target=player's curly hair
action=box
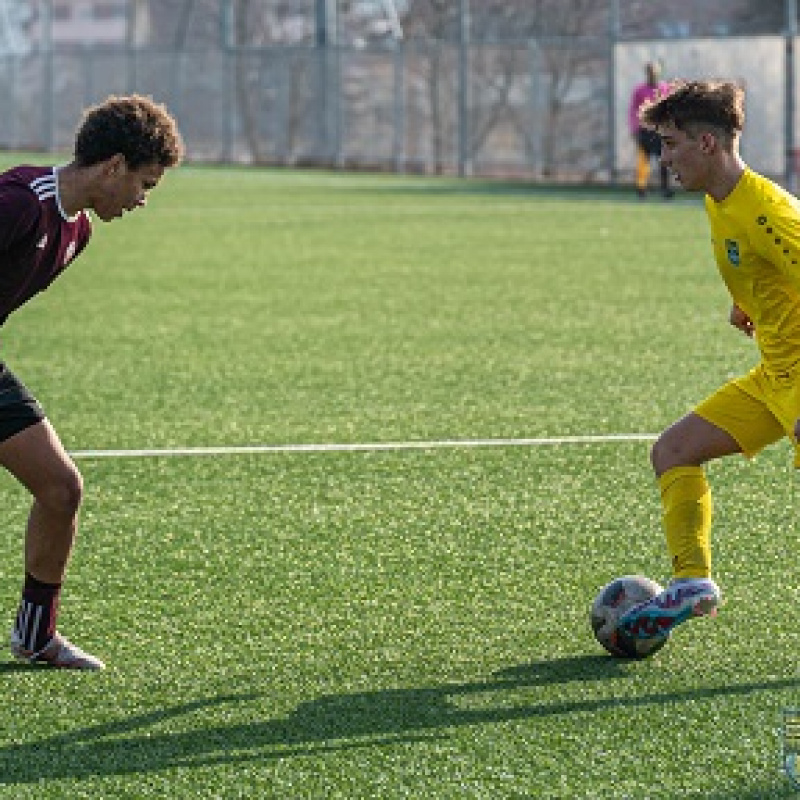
[74,94,184,169]
[640,80,745,142]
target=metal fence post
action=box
[527,38,542,176]
[315,0,341,166]
[126,0,137,93]
[786,0,798,191]
[220,0,234,163]
[393,41,406,173]
[608,0,620,183]
[41,0,54,151]
[9,55,17,147]
[458,0,472,177]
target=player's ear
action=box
[699,132,716,154]
[103,154,127,177]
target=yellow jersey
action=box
[705,168,800,374]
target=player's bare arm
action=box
[729,304,753,337]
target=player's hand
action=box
[729,304,754,337]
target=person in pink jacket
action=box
[628,62,673,199]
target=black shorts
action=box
[0,362,45,443]
[637,128,662,157]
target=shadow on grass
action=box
[704,784,800,800]
[0,661,39,674]
[346,176,700,206]
[0,654,797,784]
[353,179,647,203]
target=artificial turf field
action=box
[0,157,798,798]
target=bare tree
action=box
[233,0,266,162]
[402,0,607,175]
[402,0,451,172]
[728,0,786,33]
[224,2,317,164]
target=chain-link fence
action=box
[1,0,799,184]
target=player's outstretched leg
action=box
[617,577,720,641]
[1,420,105,670]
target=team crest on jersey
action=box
[725,239,740,266]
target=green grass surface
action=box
[0,161,798,798]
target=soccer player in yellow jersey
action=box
[616,80,800,645]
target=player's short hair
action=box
[640,80,745,143]
[74,94,184,169]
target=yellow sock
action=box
[659,466,712,579]
[636,149,650,189]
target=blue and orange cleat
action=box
[617,577,720,641]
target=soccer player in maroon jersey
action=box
[2,95,183,669]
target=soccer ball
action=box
[591,574,669,659]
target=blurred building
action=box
[23,0,150,48]
[51,1,127,44]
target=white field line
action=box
[69,433,657,459]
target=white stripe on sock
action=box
[26,605,42,652]
[15,600,30,642]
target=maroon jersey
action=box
[0,166,92,326]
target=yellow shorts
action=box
[694,363,800,461]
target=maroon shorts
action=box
[0,362,45,443]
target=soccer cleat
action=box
[10,631,105,671]
[617,577,720,641]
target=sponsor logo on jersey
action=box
[725,239,740,266]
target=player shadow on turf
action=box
[491,653,630,683]
[0,657,798,785]
[352,179,681,205]
[0,661,37,673]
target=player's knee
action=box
[37,465,84,519]
[650,433,683,476]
